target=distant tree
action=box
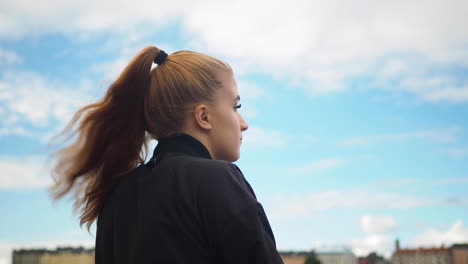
[366,252,387,264]
[304,250,321,264]
[367,252,379,263]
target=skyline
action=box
[1,0,468,263]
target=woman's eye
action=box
[234,104,242,110]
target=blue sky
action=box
[1,0,468,263]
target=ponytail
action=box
[50,45,232,231]
[50,46,160,231]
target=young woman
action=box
[51,46,284,263]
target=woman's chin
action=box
[226,152,240,162]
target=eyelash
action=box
[234,104,242,110]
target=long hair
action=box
[50,46,232,231]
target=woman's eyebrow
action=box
[234,95,240,102]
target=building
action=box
[391,247,452,264]
[280,251,308,264]
[391,240,468,264]
[451,244,468,264]
[358,252,388,264]
[280,250,358,264]
[12,249,44,264]
[12,247,94,264]
[317,251,358,264]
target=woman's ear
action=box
[193,104,212,131]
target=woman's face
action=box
[209,71,249,162]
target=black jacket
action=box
[95,133,284,264]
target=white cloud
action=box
[445,147,468,158]
[0,127,34,137]
[184,0,468,100]
[241,107,257,119]
[242,127,287,148]
[267,190,463,220]
[350,234,394,258]
[0,71,92,133]
[337,127,460,148]
[350,215,399,257]
[88,40,176,79]
[338,137,372,148]
[377,58,408,79]
[0,48,22,65]
[234,80,271,119]
[350,218,468,258]
[0,155,52,189]
[384,129,458,143]
[360,215,398,234]
[289,158,343,175]
[1,0,467,102]
[422,86,468,103]
[371,55,468,103]
[0,0,181,38]
[237,80,267,100]
[412,219,468,247]
[88,57,130,81]
[369,176,468,188]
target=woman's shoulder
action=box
[164,155,256,198]
[164,155,238,177]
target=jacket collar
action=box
[151,133,212,161]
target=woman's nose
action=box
[240,115,249,132]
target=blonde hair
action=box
[50,46,232,230]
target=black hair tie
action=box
[154,50,168,65]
